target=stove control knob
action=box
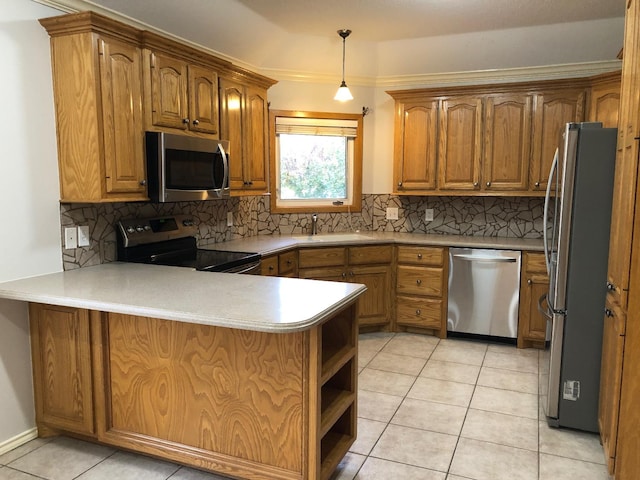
[136,225,144,232]
[143,225,151,231]
[183,219,194,226]
[126,226,135,234]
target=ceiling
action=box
[53,0,625,82]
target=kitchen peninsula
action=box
[0,263,366,480]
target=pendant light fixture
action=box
[334,29,353,102]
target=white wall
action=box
[0,0,63,449]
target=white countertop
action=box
[201,232,544,256]
[0,263,366,333]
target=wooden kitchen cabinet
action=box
[438,96,484,191]
[395,245,448,337]
[529,89,586,192]
[299,245,393,329]
[483,94,532,191]
[393,100,439,192]
[599,294,626,474]
[588,71,621,129]
[517,252,549,349]
[40,13,148,202]
[29,303,95,436]
[220,77,270,195]
[261,250,298,277]
[145,51,219,135]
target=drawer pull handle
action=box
[535,182,540,187]
[606,281,616,292]
[287,260,292,265]
[605,308,614,318]
[417,253,423,259]
[416,309,421,315]
[342,272,347,278]
[416,279,422,285]
[269,265,274,271]
[527,279,532,285]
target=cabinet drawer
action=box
[299,247,346,269]
[279,250,298,275]
[396,296,442,329]
[524,252,547,274]
[261,255,278,276]
[397,265,443,296]
[397,246,444,266]
[348,245,392,265]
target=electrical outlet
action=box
[64,227,77,249]
[77,225,90,247]
[227,212,233,227]
[425,209,434,222]
[386,207,399,220]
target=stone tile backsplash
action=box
[60,194,544,270]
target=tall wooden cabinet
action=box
[41,13,147,202]
[599,0,640,478]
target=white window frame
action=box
[269,110,363,214]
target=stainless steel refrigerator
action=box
[542,122,617,432]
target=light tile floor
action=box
[0,333,611,480]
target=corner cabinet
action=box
[220,77,270,195]
[40,14,148,202]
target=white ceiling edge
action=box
[33,0,622,89]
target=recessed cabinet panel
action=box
[188,65,219,134]
[150,53,188,130]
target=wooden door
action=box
[394,100,438,192]
[483,94,532,191]
[599,296,626,475]
[349,264,392,328]
[219,78,246,190]
[588,75,621,129]
[29,304,94,435]
[188,65,219,135]
[245,85,269,192]
[149,52,188,129]
[438,96,483,191]
[530,89,586,192]
[98,37,146,196]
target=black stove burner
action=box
[151,248,261,272]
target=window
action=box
[270,110,363,213]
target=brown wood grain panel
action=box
[106,313,305,472]
[396,296,442,329]
[188,64,219,135]
[348,245,392,265]
[396,265,443,296]
[396,246,444,266]
[299,248,346,269]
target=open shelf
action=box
[319,404,356,480]
[320,387,356,438]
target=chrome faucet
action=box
[311,213,318,235]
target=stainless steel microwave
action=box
[145,131,230,202]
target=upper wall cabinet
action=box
[40,13,147,202]
[144,51,219,135]
[588,71,621,129]
[40,12,276,203]
[220,77,271,195]
[388,75,618,197]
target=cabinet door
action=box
[298,266,345,283]
[483,94,532,191]
[598,296,625,475]
[98,37,146,196]
[29,304,94,435]
[244,85,269,192]
[394,100,438,192]
[438,97,483,191]
[219,78,245,190]
[518,273,549,345]
[261,255,278,276]
[349,265,392,328]
[149,52,189,129]
[589,80,620,129]
[188,65,219,135]
[396,296,443,330]
[298,247,346,269]
[397,265,443,297]
[530,90,585,192]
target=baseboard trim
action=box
[0,428,38,456]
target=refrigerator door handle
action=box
[543,147,559,275]
[538,293,552,319]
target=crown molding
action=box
[34,0,621,89]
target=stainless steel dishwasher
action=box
[447,248,521,339]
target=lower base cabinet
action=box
[517,251,549,349]
[29,302,357,480]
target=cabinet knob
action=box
[486,181,491,187]
[416,279,422,285]
[473,182,479,187]
[269,265,274,271]
[415,309,421,316]
[605,308,614,318]
[535,182,540,188]
[182,118,190,124]
[349,271,355,277]
[417,253,423,259]
[397,182,403,187]
[139,179,146,186]
[286,260,292,265]
[342,272,347,278]
[527,279,532,285]
[606,281,616,292]
[193,119,200,126]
